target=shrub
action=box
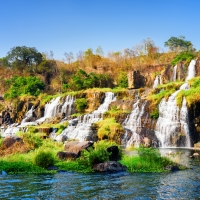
[116,71,128,88]
[4,76,45,99]
[150,107,159,119]
[78,140,122,167]
[21,132,43,149]
[75,98,88,113]
[34,148,55,168]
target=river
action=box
[0,148,200,200]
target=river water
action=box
[0,148,200,200]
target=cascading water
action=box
[155,60,196,147]
[153,76,160,89]
[172,65,177,81]
[1,95,75,137]
[36,95,75,123]
[56,92,116,142]
[122,100,146,148]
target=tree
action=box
[64,52,74,64]
[96,46,104,57]
[164,36,194,52]
[6,46,43,71]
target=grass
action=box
[103,106,130,120]
[176,77,200,107]
[95,118,124,141]
[120,147,177,172]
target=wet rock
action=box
[93,161,127,172]
[57,151,79,160]
[164,165,180,172]
[193,152,200,157]
[107,146,119,161]
[64,141,94,156]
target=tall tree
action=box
[6,46,43,71]
[64,52,74,64]
[164,36,194,52]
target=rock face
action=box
[128,70,146,89]
[64,141,94,156]
[93,161,127,172]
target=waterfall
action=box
[172,65,177,81]
[56,92,116,142]
[36,95,75,123]
[122,100,146,148]
[153,76,160,89]
[155,60,196,147]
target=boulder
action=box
[193,152,199,157]
[64,141,94,156]
[2,136,22,149]
[57,151,79,160]
[93,161,127,172]
[107,146,119,161]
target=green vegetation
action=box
[104,106,130,120]
[95,118,124,141]
[171,51,195,65]
[34,148,55,168]
[164,36,194,52]
[4,76,45,99]
[176,77,200,107]
[116,71,128,88]
[75,98,88,113]
[120,147,174,172]
[147,81,184,117]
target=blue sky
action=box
[0,0,200,60]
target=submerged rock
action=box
[93,161,127,172]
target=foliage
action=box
[116,71,128,88]
[150,107,159,119]
[104,106,130,120]
[4,76,45,99]
[176,77,200,107]
[68,69,112,91]
[164,36,194,52]
[21,131,43,149]
[75,98,88,113]
[120,147,173,172]
[171,51,195,65]
[6,46,43,71]
[78,140,122,167]
[34,148,55,168]
[95,118,124,141]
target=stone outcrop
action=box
[128,70,146,89]
[64,141,94,156]
[56,151,78,160]
[2,136,22,149]
[93,161,127,172]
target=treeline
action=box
[0,36,199,99]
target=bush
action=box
[78,140,122,167]
[34,148,55,168]
[4,76,45,99]
[75,98,88,113]
[116,71,128,88]
[21,132,43,149]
